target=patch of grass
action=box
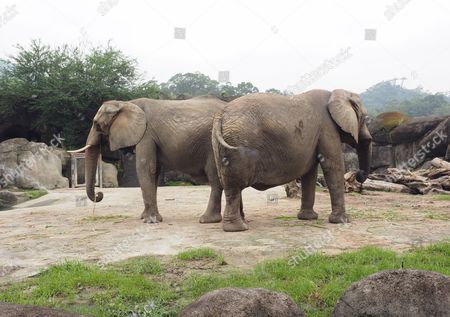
[176,248,226,265]
[112,256,163,275]
[1,243,449,317]
[423,211,449,221]
[183,243,450,317]
[21,189,47,200]
[0,261,176,317]
[81,215,130,222]
[165,181,193,186]
[434,194,450,201]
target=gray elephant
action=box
[75,96,228,224]
[212,89,372,232]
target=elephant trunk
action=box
[356,127,372,183]
[85,144,104,202]
[79,126,104,202]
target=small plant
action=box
[22,189,47,200]
[177,247,226,265]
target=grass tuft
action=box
[434,194,450,201]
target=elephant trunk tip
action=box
[88,191,104,203]
[356,170,368,183]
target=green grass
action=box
[21,189,47,200]
[434,194,450,201]
[176,247,225,265]
[423,211,449,221]
[0,244,448,317]
[274,215,298,221]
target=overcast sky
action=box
[1,0,449,94]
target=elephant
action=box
[212,89,372,232]
[75,96,229,224]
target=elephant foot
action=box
[240,209,245,220]
[223,217,248,232]
[297,209,318,220]
[329,213,351,224]
[142,212,163,223]
[199,212,222,223]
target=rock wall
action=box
[0,138,68,189]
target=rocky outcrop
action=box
[0,138,68,190]
[179,287,306,317]
[333,269,450,317]
[369,113,450,172]
[102,162,118,188]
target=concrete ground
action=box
[0,185,449,282]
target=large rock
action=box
[0,138,68,189]
[0,302,84,317]
[0,191,17,208]
[333,269,450,317]
[179,287,305,317]
[102,162,118,188]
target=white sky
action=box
[1,0,449,94]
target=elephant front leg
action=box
[223,188,248,232]
[136,143,163,224]
[319,150,350,223]
[298,163,319,220]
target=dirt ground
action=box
[0,185,449,282]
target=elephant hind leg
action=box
[223,188,248,232]
[199,162,223,223]
[298,163,319,220]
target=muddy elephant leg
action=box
[223,188,248,232]
[319,141,350,224]
[136,141,163,223]
[298,163,319,220]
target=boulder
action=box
[178,287,305,317]
[0,138,68,190]
[333,269,450,317]
[285,180,301,198]
[102,162,118,188]
[0,191,17,208]
[0,302,84,317]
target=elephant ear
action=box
[327,89,362,144]
[109,102,147,151]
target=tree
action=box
[235,82,259,95]
[385,94,450,116]
[265,88,282,94]
[0,40,159,148]
[161,72,219,97]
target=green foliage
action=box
[160,72,261,98]
[360,81,450,116]
[176,248,220,261]
[0,243,448,317]
[385,93,450,116]
[434,194,450,201]
[184,243,450,317]
[21,189,47,200]
[0,40,160,148]
[161,72,219,97]
[265,88,283,94]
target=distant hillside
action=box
[360,81,426,114]
[360,81,450,116]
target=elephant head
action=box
[78,101,147,202]
[327,89,372,183]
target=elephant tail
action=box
[213,111,238,150]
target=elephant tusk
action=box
[67,144,92,153]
